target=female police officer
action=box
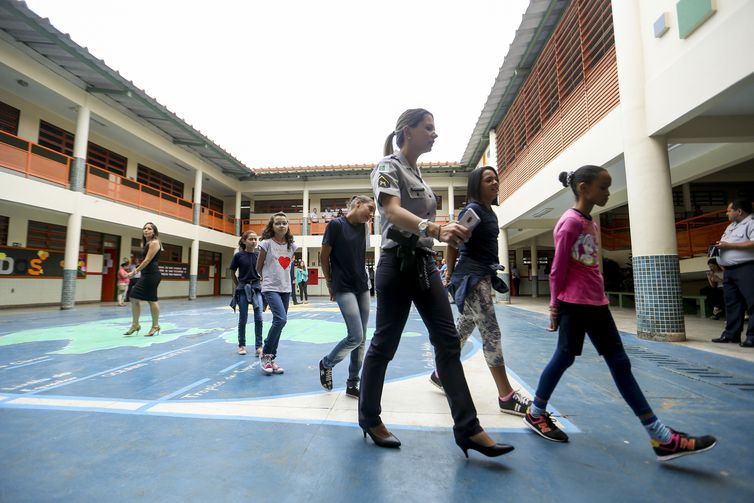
[358,108,514,459]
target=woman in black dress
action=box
[125,222,162,337]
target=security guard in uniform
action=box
[358,108,514,459]
[711,198,754,346]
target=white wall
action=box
[639,0,754,134]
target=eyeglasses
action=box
[273,221,289,226]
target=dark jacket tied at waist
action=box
[448,256,508,313]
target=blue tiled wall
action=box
[633,255,686,341]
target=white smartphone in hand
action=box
[458,207,481,232]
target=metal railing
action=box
[85,164,194,222]
[0,129,71,187]
[601,208,737,259]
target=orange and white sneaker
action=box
[652,428,716,461]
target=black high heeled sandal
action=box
[361,425,401,448]
[456,436,514,458]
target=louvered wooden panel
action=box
[559,91,590,146]
[495,0,618,203]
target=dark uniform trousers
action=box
[359,249,483,441]
[722,261,754,342]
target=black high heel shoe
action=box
[361,425,401,448]
[456,436,514,458]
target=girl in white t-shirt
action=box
[256,212,298,375]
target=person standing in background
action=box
[711,199,754,346]
[117,260,130,306]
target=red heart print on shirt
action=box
[278,256,291,269]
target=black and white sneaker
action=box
[319,359,333,391]
[345,385,359,399]
[498,391,531,417]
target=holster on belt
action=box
[387,228,435,290]
[388,228,419,273]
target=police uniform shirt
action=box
[371,151,436,249]
[718,213,754,267]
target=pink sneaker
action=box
[260,355,273,375]
[271,359,284,374]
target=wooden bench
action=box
[606,292,708,318]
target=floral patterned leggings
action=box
[456,276,506,368]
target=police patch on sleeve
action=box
[378,174,392,188]
[377,163,390,172]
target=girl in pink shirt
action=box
[523,165,716,462]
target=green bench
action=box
[606,292,708,318]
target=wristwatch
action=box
[418,218,430,238]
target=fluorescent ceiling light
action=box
[531,207,553,218]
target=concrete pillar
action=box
[613,0,684,341]
[70,105,90,192]
[235,191,242,236]
[447,183,455,222]
[302,185,310,236]
[193,169,203,225]
[682,183,692,213]
[189,238,199,300]
[488,129,498,169]
[498,226,510,303]
[530,243,538,298]
[60,209,82,309]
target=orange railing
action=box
[675,210,729,258]
[241,218,303,235]
[200,207,236,234]
[85,165,194,222]
[601,225,631,250]
[601,208,736,258]
[0,129,71,187]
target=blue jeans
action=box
[323,290,370,387]
[237,289,263,349]
[262,291,290,357]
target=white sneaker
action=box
[260,354,273,375]
[271,360,285,374]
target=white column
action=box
[487,129,498,169]
[189,239,199,300]
[60,208,82,309]
[70,105,90,192]
[374,236,381,268]
[682,183,692,213]
[613,0,684,341]
[193,169,203,225]
[530,243,538,298]
[447,183,455,221]
[302,185,310,236]
[498,226,510,303]
[235,191,242,236]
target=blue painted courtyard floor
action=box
[1,297,752,502]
